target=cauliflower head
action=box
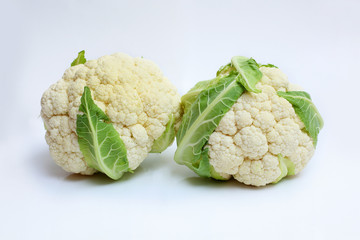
[41,52,181,176]
[175,56,323,186]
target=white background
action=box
[1,0,359,239]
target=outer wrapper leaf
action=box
[231,56,263,93]
[180,71,236,113]
[184,148,211,178]
[150,114,176,153]
[175,74,244,177]
[76,86,129,180]
[277,91,324,146]
[181,79,213,113]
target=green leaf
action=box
[260,63,278,68]
[181,79,213,114]
[184,148,211,178]
[175,73,244,177]
[231,56,263,93]
[216,63,236,77]
[272,154,295,184]
[277,91,324,146]
[71,50,86,66]
[150,114,176,153]
[76,86,129,180]
[180,73,231,114]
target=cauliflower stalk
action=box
[41,51,181,179]
[174,56,323,186]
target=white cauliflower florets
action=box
[41,53,181,175]
[207,67,315,186]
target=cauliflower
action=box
[41,51,181,179]
[175,56,323,186]
[207,67,314,186]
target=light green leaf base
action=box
[272,154,295,184]
[150,114,176,153]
